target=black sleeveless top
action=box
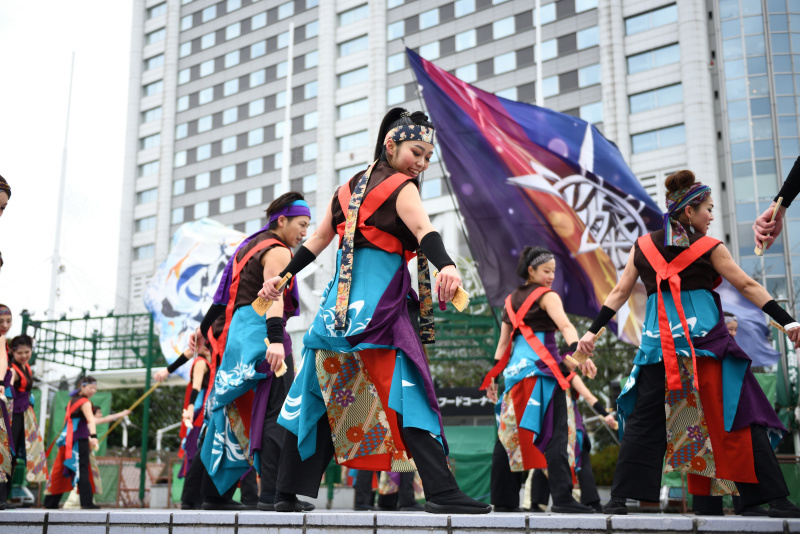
[500,283,557,332]
[232,231,288,311]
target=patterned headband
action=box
[384,124,435,147]
[0,181,9,193]
[0,305,11,316]
[724,314,738,324]
[80,378,97,386]
[663,183,711,247]
[529,252,555,268]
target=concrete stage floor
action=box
[2,509,800,534]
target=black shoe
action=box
[493,506,523,513]
[0,502,16,510]
[241,502,258,510]
[354,504,374,511]
[399,503,424,512]
[768,498,800,518]
[551,500,595,514]
[424,489,491,514]
[81,504,101,510]
[740,505,769,517]
[181,503,199,510]
[602,497,628,515]
[257,502,274,511]
[587,501,603,513]
[523,505,545,513]
[202,500,244,511]
[274,493,315,513]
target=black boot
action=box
[602,497,628,515]
[768,497,800,518]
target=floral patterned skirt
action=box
[498,376,547,472]
[0,398,10,483]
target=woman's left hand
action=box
[788,325,800,349]
[266,341,285,374]
[435,265,461,303]
[579,359,597,379]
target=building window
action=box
[387,85,405,105]
[201,32,216,50]
[578,64,601,86]
[177,95,189,111]
[274,152,283,170]
[134,244,155,260]
[494,52,516,74]
[580,101,603,124]
[627,43,680,74]
[339,4,368,26]
[222,107,237,125]
[306,20,319,38]
[542,76,559,97]
[245,219,261,234]
[456,29,476,51]
[173,179,186,196]
[495,87,517,100]
[198,87,213,104]
[338,130,370,152]
[304,82,317,99]
[197,143,211,161]
[631,124,686,153]
[388,21,404,40]
[575,0,598,13]
[388,0,404,7]
[277,61,288,78]
[142,106,162,123]
[222,136,237,153]
[535,3,556,24]
[220,195,235,213]
[197,115,212,132]
[305,50,319,69]
[278,31,290,49]
[145,54,164,70]
[143,80,163,96]
[420,8,439,29]
[202,5,216,22]
[338,98,369,120]
[140,133,161,150]
[146,28,166,45]
[493,17,515,40]
[138,161,160,177]
[174,151,187,167]
[276,90,288,108]
[421,178,442,199]
[136,216,157,232]
[250,69,266,87]
[171,207,184,225]
[278,1,294,19]
[136,188,158,204]
[199,59,215,77]
[247,129,263,147]
[388,52,405,72]
[420,41,440,60]
[176,123,188,139]
[240,188,260,208]
[226,22,242,40]
[629,84,683,113]
[625,4,678,35]
[250,99,265,116]
[338,163,366,184]
[303,174,318,192]
[247,158,263,176]
[455,64,477,83]
[180,14,193,31]
[339,35,369,57]
[304,111,318,130]
[196,172,210,189]
[147,3,167,19]
[223,78,239,97]
[194,201,209,219]
[220,165,235,184]
[455,0,475,17]
[251,40,266,58]
[252,12,267,30]
[227,0,241,12]
[225,50,240,68]
[539,39,557,61]
[304,143,318,161]
[275,121,286,139]
[179,42,192,58]
[577,26,599,49]
[178,69,191,85]
[339,66,369,88]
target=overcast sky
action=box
[0,1,133,337]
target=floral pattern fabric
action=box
[23,406,48,483]
[0,398,10,483]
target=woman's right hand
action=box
[788,325,800,349]
[486,382,498,403]
[259,276,283,301]
[154,369,169,383]
[576,332,597,357]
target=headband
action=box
[0,305,10,316]
[80,378,97,386]
[663,183,711,247]
[384,123,435,147]
[0,181,9,194]
[268,199,312,226]
[724,314,738,325]
[529,252,555,269]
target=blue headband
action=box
[268,199,311,226]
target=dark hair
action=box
[723,311,737,318]
[76,374,97,388]
[266,191,305,230]
[373,108,435,161]
[664,170,697,195]
[10,335,33,351]
[516,246,553,279]
[0,175,10,199]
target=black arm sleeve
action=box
[266,317,284,344]
[279,245,317,279]
[762,300,797,327]
[776,156,800,207]
[589,305,616,334]
[419,232,455,271]
[166,354,189,374]
[592,400,609,417]
[200,303,225,338]
[189,389,199,406]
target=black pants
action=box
[1,412,26,504]
[354,470,416,509]
[277,412,457,499]
[258,354,294,504]
[529,434,600,506]
[181,454,205,507]
[612,361,789,506]
[491,388,573,507]
[44,439,94,509]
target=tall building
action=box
[116,0,797,321]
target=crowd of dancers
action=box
[4,108,800,516]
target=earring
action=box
[689,216,695,234]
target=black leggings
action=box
[44,439,94,509]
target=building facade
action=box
[116,0,798,321]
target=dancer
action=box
[482,246,596,514]
[197,192,312,511]
[0,305,13,509]
[44,377,128,509]
[753,156,799,249]
[578,170,800,517]
[8,335,48,491]
[0,175,9,218]
[261,108,490,514]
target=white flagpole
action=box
[535,0,543,107]
[280,23,295,195]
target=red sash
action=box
[177,355,210,458]
[480,287,570,391]
[637,234,720,391]
[337,173,414,257]
[11,362,32,392]
[46,396,90,459]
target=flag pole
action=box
[535,0,543,107]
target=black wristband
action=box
[267,317,284,344]
[90,434,97,439]
[762,300,796,327]
[558,362,571,378]
[167,354,189,374]
[279,245,317,279]
[189,389,199,406]
[200,303,226,338]
[589,305,616,334]
[592,400,609,417]
[568,342,578,353]
[420,231,456,271]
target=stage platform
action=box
[2,509,799,534]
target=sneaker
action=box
[602,497,628,515]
